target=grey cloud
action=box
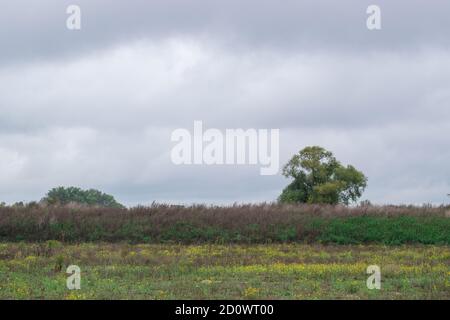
[0,1,449,205]
[1,41,449,131]
[1,0,450,66]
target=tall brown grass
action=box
[0,203,448,243]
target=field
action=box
[0,243,449,299]
[0,204,448,299]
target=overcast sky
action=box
[0,0,449,206]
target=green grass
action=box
[316,216,450,245]
[2,217,448,244]
[0,243,448,299]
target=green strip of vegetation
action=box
[0,209,448,244]
[316,216,449,245]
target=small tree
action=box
[42,186,125,208]
[279,146,367,205]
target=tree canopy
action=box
[279,146,367,205]
[42,186,125,208]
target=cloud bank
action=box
[0,1,449,205]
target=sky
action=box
[0,0,449,206]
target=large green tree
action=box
[42,186,125,208]
[279,146,367,205]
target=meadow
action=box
[0,204,448,299]
[0,243,448,299]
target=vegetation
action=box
[41,186,124,208]
[0,243,447,299]
[279,146,367,204]
[0,204,448,244]
[1,150,447,300]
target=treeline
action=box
[0,203,448,244]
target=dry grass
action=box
[0,203,448,244]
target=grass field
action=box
[0,242,448,299]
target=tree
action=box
[42,186,125,208]
[279,146,367,205]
